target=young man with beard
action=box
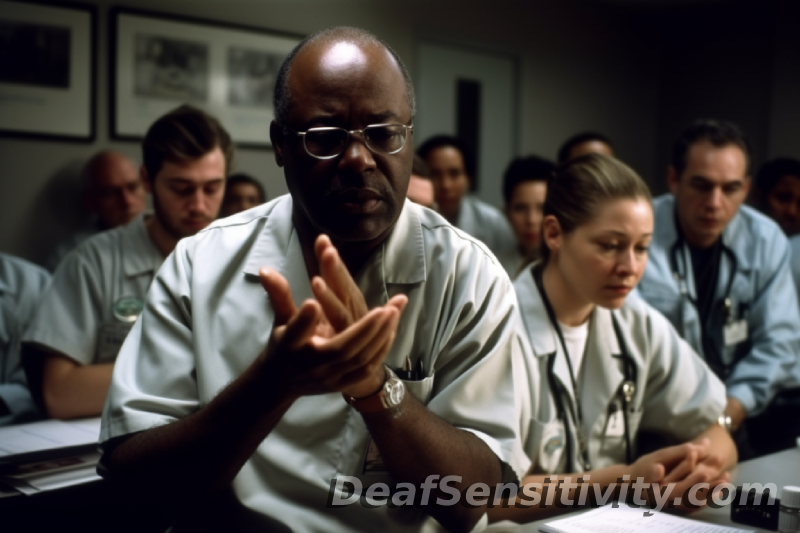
[23,105,230,420]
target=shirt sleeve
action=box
[22,246,107,365]
[637,302,727,441]
[725,234,800,416]
[100,240,197,443]
[421,240,533,482]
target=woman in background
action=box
[491,154,737,522]
[498,155,554,279]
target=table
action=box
[485,447,800,532]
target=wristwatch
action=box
[718,413,734,434]
[344,366,405,413]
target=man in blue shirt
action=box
[637,119,800,457]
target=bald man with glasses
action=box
[99,26,530,533]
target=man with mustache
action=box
[637,119,800,458]
[98,27,529,533]
[23,105,229,420]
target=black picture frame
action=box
[110,7,303,148]
[0,0,97,142]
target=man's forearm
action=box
[103,359,295,507]
[42,352,114,419]
[361,393,503,532]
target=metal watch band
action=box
[344,366,405,413]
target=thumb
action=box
[259,268,297,326]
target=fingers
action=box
[662,448,698,484]
[315,234,368,320]
[332,308,399,377]
[311,276,351,332]
[282,300,322,349]
[386,294,409,314]
[259,268,297,326]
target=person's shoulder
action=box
[465,195,507,223]
[616,292,673,338]
[416,202,506,272]
[651,193,674,215]
[203,196,284,233]
[0,252,50,296]
[736,204,786,240]
[175,196,289,264]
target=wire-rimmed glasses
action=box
[287,123,413,160]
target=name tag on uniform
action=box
[539,421,566,473]
[723,320,748,346]
[96,321,133,363]
[605,408,625,437]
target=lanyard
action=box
[669,236,742,378]
[533,264,591,471]
[533,264,636,471]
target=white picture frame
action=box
[111,8,302,147]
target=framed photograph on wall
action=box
[0,0,96,141]
[111,8,302,148]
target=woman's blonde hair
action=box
[541,153,652,263]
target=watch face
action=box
[387,380,405,406]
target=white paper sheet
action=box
[539,505,754,533]
[0,417,101,456]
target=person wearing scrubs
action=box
[753,157,800,238]
[219,173,266,218]
[0,253,50,426]
[490,154,737,523]
[22,105,230,420]
[792,235,800,305]
[497,155,554,279]
[636,120,800,458]
[98,27,530,533]
[418,135,516,258]
[46,150,146,272]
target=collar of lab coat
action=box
[122,214,165,278]
[242,195,427,298]
[515,267,626,428]
[654,194,753,273]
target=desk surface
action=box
[486,447,800,532]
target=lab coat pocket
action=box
[402,374,435,405]
[529,418,566,475]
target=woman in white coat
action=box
[491,154,738,522]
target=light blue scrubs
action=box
[791,235,800,307]
[453,195,517,261]
[637,194,800,417]
[0,253,50,426]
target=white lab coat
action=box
[101,195,532,533]
[514,267,726,474]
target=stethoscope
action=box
[668,234,742,378]
[533,264,637,473]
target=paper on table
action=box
[0,417,101,457]
[0,452,101,495]
[539,505,754,533]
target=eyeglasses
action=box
[287,123,413,160]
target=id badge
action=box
[539,421,566,473]
[96,321,133,362]
[723,319,748,346]
[361,438,386,474]
[605,408,625,437]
